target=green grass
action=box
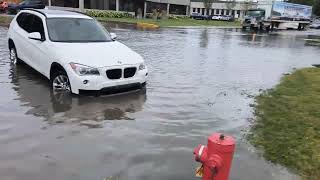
[248,68,320,180]
[96,17,241,27]
[0,15,240,28]
[0,15,13,26]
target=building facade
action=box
[190,0,258,19]
[47,0,257,18]
[145,0,190,16]
[47,0,190,16]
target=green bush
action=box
[86,10,134,18]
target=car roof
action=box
[20,9,93,19]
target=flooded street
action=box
[0,25,320,180]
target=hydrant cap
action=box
[208,133,235,152]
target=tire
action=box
[266,26,270,32]
[9,45,20,65]
[51,69,72,94]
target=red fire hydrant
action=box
[193,133,236,180]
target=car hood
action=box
[51,41,144,68]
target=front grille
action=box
[124,67,137,78]
[106,69,122,79]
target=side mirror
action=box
[28,32,44,42]
[110,33,117,40]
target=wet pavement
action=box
[0,25,320,180]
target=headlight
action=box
[139,63,146,71]
[70,63,100,76]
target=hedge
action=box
[86,10,133,18]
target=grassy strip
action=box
[0,15,240,28]
[0,15,13,27]
[96,17,241,27]
[248,68,320,180]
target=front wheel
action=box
[51,70,72,94]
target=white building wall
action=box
[147,0,189,6]
[190,1,258,18]
[190,1,257,11]
[257,0,274,19]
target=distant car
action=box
[190,13,207,20]
[7,0,45,14]
[0,1,8,12]
[209,15,234,21]
[211,15,222,20]
[220,15,235,21]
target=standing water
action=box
[0,25,320,180]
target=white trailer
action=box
[243,1,312,30]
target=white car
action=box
[211,15,222,20]
[8,9,148,95]
[310,20,320,29]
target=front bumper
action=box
[66,64,148,94]
[79,82,146,96]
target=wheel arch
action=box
[50,62,66,80]
[8,38,15,49]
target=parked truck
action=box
[242,2,313,31]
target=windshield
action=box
[247,10,265,17]
[46,18,113,43]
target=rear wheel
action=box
[51,70,72,93]
[266,26,271,32]
[9,46,19,65]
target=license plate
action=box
[195,165,204,178]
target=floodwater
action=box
[0,25,320,180]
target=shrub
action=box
[86,10,134,18]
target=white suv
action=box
[8,9,148,94]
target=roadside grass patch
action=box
[95,17,241,27]
[0,14,240,28]
[0,16,13,27]
[248,68,320,180]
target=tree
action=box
[289,0,320,16]
[226,0,237,11]
[288,0,313,6]
[241,0,254,12]
[203,0,215,15]
[313,0,320,16]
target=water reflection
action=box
[199,29,209,48]
[101,21,138,31]
[9,62,147,124]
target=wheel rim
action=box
[52,75,71,92]
[10,49,17,64]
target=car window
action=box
[46,18,112,42]
[16,13,26,28]
[16,13,33,33]
[31,15,45,39]
[16,13,45,39]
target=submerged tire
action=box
[51,69,72,93]
[9,45,20,65]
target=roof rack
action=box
[23,8,47,17]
